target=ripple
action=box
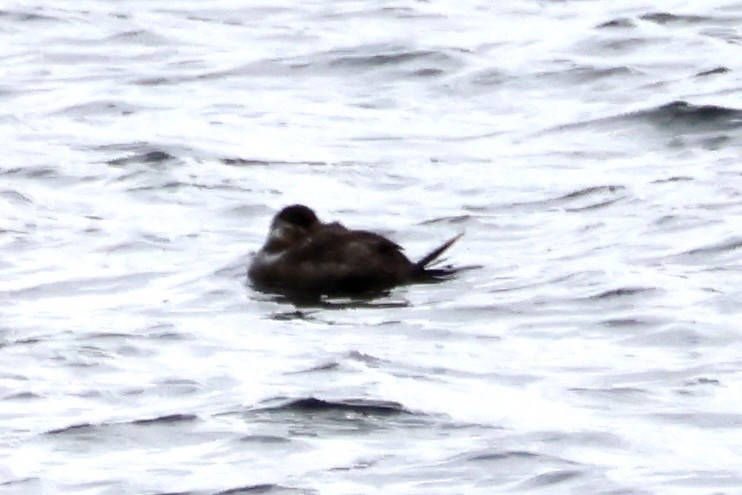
[252,397,411,416]
[680,236,742,257]
[107,149,179,166]
[0,9,58,22]
[643,101,742,130]
[214,484,317,495]
[131,413,198,426]
[639,12,715,25]
[587,287,657,300]
[517,469,584,489]
[46,413,198,436]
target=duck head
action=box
[263,204,320,252]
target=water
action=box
[2,1,741,494]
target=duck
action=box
[248,204,462,295]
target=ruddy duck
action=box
[248,204,463,295]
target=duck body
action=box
[248,205,461,296]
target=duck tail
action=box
[412,232,464,280]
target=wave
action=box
[0,9,58,22]
[639,12,717,25]
[557,101,742,134]
[252,397,412,416]
[587,287,656,300]
[598,11,737,28]
[46,413,197,435]
[680,236,742,257]
[213,484,317,495]
[504,185,628,213]
[107,149,178,166]
[286,350,386,374]
[151,490,273,495]
[134,43,460,87]
[640,101,742,130]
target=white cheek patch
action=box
[266,222,306,250]
[268,224,290,244]
[258,251,283,264]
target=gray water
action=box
[2,1,742,494]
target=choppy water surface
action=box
[2,1,741,494]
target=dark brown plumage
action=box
[248,204,462,295]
